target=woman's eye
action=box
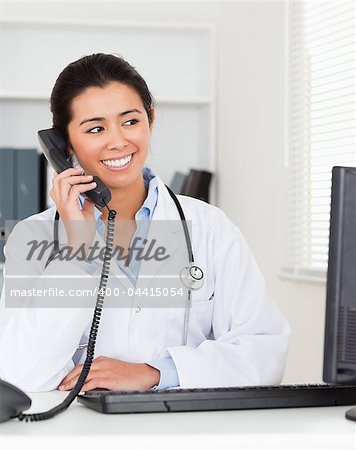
[124,119,139,126]
[87,126,103,134]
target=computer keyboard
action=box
[77,383,356,414]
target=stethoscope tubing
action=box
[48,185,195,346]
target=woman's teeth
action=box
[101,154,132,167]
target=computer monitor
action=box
[322,166,356,421]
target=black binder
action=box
[0,148,41,262]
[0,150,15,263]
[182,169,213,203]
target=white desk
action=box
[0,391,355,450]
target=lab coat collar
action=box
[79,166,159,222]
[127,175,192,293]
[71,174,189,292]
[152,176,189,230]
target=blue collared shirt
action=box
[87,166,158,286]
[76,166,179,390]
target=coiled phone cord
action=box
[17,203,116,422]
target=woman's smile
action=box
[100,153,134,171]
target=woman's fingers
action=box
[59,363,84,387]
[59,369,104,391]
[50,167,97,221]
[57,174,94,203]
[82,377,112,392]
[59,357,156,392]
[59,357,104,389]
[48,167,99,252]
[67,182,97,204]
[55,167,84,179]
[51,168,82,202]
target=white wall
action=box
[216,2,326,383]
[0,0,326,384]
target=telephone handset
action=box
[0,379,31,423]
[38,128,111,208]
[0,129,116,423]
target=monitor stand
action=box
[345,406,356,421]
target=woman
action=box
[0,53,291,392]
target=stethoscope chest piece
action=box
[180,264,204,290]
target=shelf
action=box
[0,91,213,105]
[156,98,213,106]
[0,92,50,101]
[0,16,214,32]
[0,18,217,203]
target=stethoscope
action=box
[46,184,204,346]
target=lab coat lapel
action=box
[55,177,187,296]
[56,215,133,292]
[92,227,134,292]
[135,178,185,298]
[88,177,184,294]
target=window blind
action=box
[282,0,356,281]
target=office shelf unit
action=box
[0,18,217,283]
[0,17,217,192]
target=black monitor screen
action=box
[323,166,356,384]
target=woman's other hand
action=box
[58,356,160,392]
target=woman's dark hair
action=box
[50,53,155,142]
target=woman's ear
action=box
[149,106,155,130]
[66,139,84,171]
[67,140,74,156]
[67,147,82,170]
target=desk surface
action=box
[0,391,355,450]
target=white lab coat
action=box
[0,176,291,392]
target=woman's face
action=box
[67,82,154,191]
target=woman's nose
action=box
[107,126,128,150]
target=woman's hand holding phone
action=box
[50,167,98,257]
